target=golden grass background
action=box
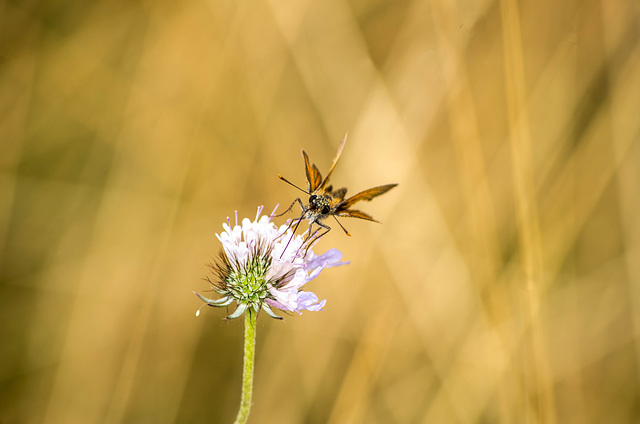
[1,0,639,422]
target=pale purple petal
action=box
[289,268,311,289]
[265,298,291,311]
[265,259,295,283]
[295,291,326,312]
[267,283,299,311]
[305,248,349,271]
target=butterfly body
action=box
[305,193,335,221]
[276,134,397,248]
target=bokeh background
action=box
[1,0,639,422]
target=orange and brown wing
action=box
[302,150,322,192]
[338,183,397,209]
[336,209,378,222]
[318,133,347,190]
[331,187,348,201]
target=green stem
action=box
[234,310,257,424]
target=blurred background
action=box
[1,0,639,422]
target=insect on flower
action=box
[275,133,397,253]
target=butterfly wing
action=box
[318,133,347,190]
[302,150,323,192]
[338,184,397,209]
[336,209,378,222]
[331,187,348,201]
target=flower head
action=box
[196,206,348,319]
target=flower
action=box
[195,206,348,319]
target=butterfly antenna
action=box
[278,174,309,194]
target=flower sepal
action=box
[261,303,284,320]
[194,291,234,307]
[227,303,248,320]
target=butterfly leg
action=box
[271,198,305,218]
[273,197,306,243]
[279,216,306,259]
[301,221,331,257]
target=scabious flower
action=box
[196,206,347,320]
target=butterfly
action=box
[275,133,397,251]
